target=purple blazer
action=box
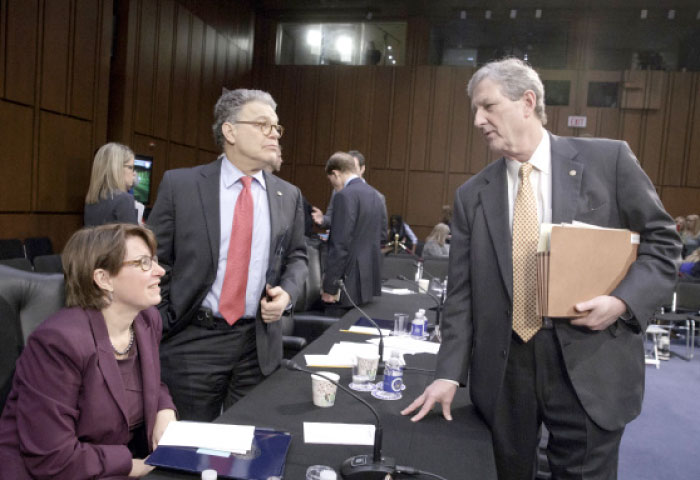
[0,306,175,480]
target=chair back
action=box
[0,266,65,413]
[382,254,419,281]
[675,282,700,312]
[33,254,63,273]
[0,257,33,272]
[24,237,53,262]
[0,239,24,260]
[424,256,449,281]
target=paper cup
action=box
[417,278,430,293]
[393,313,409,336]
[311,372,340,407]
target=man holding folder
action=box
[403,58,681,479]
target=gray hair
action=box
[467,58,547,125]
[212,88,277,149]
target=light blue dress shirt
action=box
[202,158,271,318]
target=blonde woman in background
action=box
[682,214,700,256]
[84,142,138,226]
[423,223,450,257]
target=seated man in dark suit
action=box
[321,152,383,312]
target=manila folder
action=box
[545,226,638,317]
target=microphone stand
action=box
[282,360,396,479]
[338,279,385,374]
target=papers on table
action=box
[381,287,414,295]
[303,337,438,367]
[347,325,392,336]
[157,421,255,454]
[304,422,375,446]
[367,335,440,355]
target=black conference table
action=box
[146,285,496,480]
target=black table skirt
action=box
[146,287,496,480]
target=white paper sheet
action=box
[157,421,255,454]
[303,422,376,445]
[367,336,440,355]
[381,287,414,295]
[304,354,354,367]
[347,325,392,336]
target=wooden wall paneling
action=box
[153,0,175,140]
[0,214,83,252]
[184,15,203,146]
[638,74,669,185]
[447,173,471,205]
[168,142,197,170]
[169,6,191,144]
[265,64,285,115]
[448,68,472,174]
[293,67,318,166]
[5,0,38,105]
[197,148,218,166]
[224,41,239,87]
[596,108,621,140]
[237,48,251,87]
[408,66,431,171]
[331,67,356,153]
[132,134,167,205]
[0,100,33,211]
[198,26,218,151]
[685,74,700,188]
[276,66,298,177]
[371,169,405,219]
[619,109,643,158]
[312,67,336,165]
[405,172,443,228]
[662,73,693,186]
[550,106,577,137]
[37,112,92,212]
[294,164,329,211]
[92,0,113,147]
[369,68,392,170]
[134,0,157,135]
[389,67,411,170]
[428,66,452,173]
[70,0,99,120]
[660,186,700,218]
[40,0,70,113]
[0,0,6,96]
[349,68,373,161]
[580,107,600,138]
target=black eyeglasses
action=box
[234,120,285,138]
[122,255,159,272]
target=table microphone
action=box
[281,359,396,479]
[338,279,385,372]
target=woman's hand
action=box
[152,408,177,451]
[129,458,154,477]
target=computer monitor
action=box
[132,155,153,204]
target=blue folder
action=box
[354,316,394,330]
[146,428,292,479]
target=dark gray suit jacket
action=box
[436,133,681,431]
[147,158,308,375]
[323,177,384,305]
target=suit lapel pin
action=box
[569,170,576,176]
[277,191,283,196]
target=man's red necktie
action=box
[219,176,253,325]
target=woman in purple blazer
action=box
[0,224,177,479]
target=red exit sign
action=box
[567,116,587,128]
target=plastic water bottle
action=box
[411,308,427,339]
[415,260,423,282]
[379,351,404,400]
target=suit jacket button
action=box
[502,350,507,358]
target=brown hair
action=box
[324,151,357,175]
[62,224,157,310]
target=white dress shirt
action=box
[202,158,271,318]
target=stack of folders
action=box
[536,223,639,318]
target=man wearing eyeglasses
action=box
[148,88,308,421]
